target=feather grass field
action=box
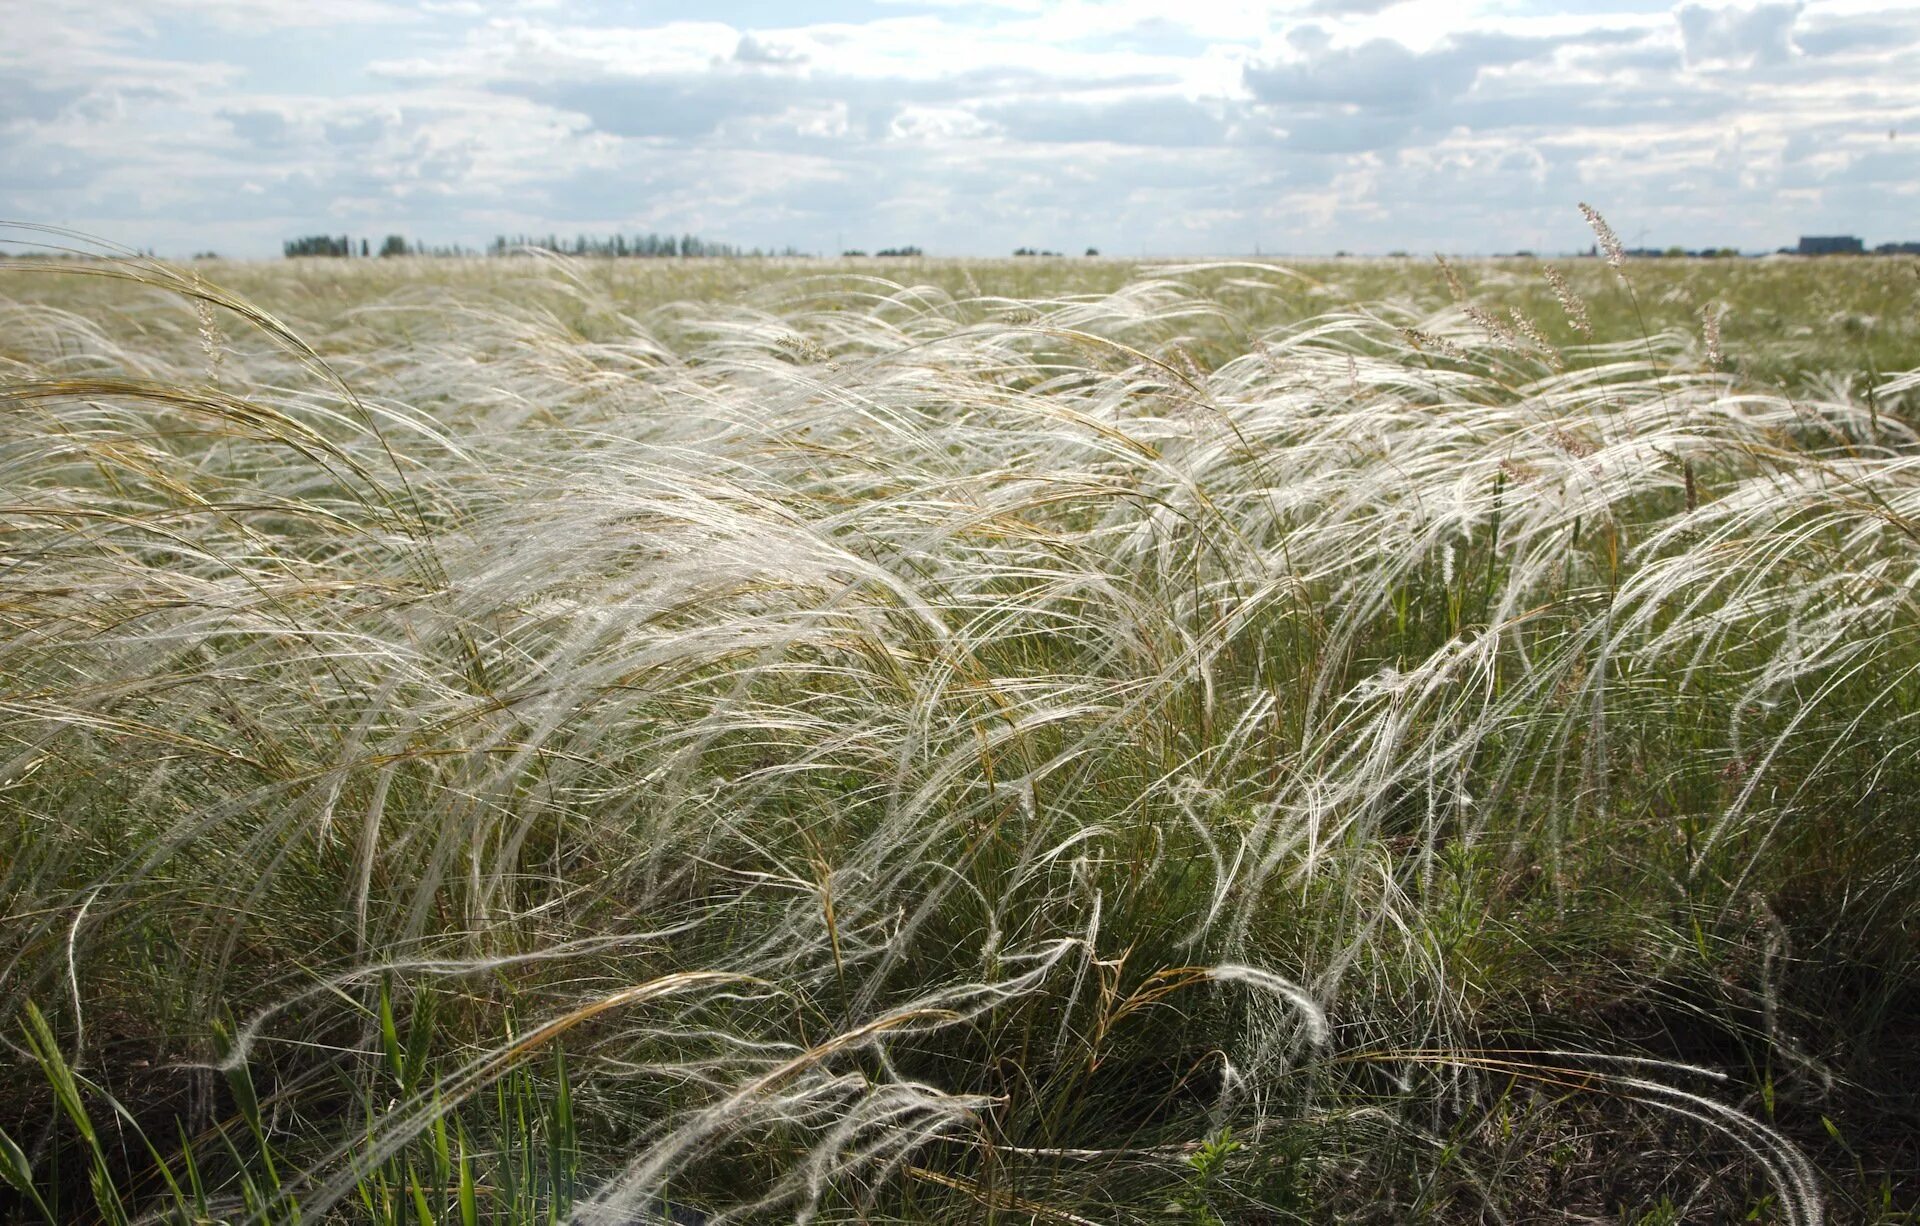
[3,227,1919,1222]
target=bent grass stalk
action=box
[2,231,1916,1220]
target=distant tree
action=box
[1085,247,1099,257]
[379,235,410,258]
[479,231,772,260]
[360,238,369,258]
[875,246,922,257]
[283,235,351,258]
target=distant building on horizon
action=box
[1798,235,1866,255]
[1876,241,1920,255]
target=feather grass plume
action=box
[3,230,1917,1221]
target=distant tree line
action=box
[280,234,1126,262]
[283,232,804,259]
[285,233,474,259]
[1635,246,1743,259]
[485,233,805,258]
[378,235,479,258]
[284,235,357,258]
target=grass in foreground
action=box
[2,225,1919,1222]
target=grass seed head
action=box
[0,237,1898,1225]
[1544,264,1594,336]
[1579,201,1626,269]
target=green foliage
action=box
[1624,1196,1682,1226]
[1169,1128,1244,1225]
[283,234,353,258]
[0,996,588,1225]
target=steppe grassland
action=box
[2,245,1919,1222]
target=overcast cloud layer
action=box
[4,0,1918,257]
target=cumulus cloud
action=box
[733,34,808,66]
[221,107,295,148]
[1245,27,1647,115]
[1239,26,1654,152]
[1,0,1917,257]
[979,95,1227,146]
[1245,38,1479,114]
[1676,1,1803,68]
[1790,10,1920,57]
[0,75,83,124]
[1304,0,1403,15]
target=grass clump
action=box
[2,220,1919,1221]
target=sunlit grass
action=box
[3,229,1919,1222]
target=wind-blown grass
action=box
[3,231,1918,1222]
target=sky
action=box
[3,0,1918,258]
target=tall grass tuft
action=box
[2,223,1919,1221]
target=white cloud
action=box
[1677,1,1804,67]
[2,0,1918,257]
